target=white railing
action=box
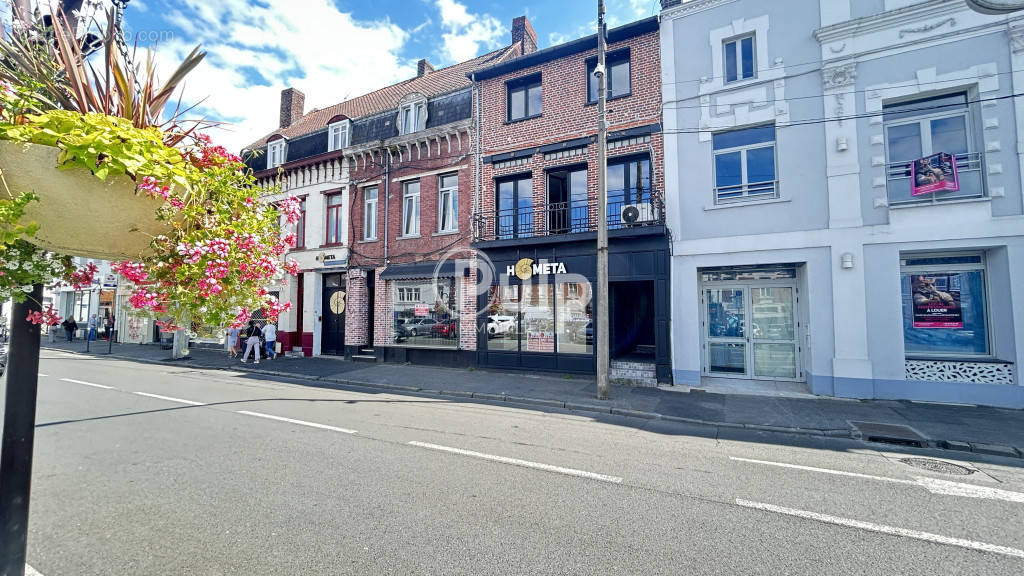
[886,152,985,206]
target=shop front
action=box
[475,231,671,382]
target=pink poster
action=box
[911,152,959,196]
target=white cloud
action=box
[434,0,503,64]
[149,0,413,152]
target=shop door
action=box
[703,284,800,380]
[322,275,346,355]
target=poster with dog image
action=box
[912,274,963,328]
[911,152,959,196]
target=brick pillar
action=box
[373,269,393,347]
[458,259,478,351]
[344,269,368,347]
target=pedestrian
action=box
[87,314,98,341]
[103,313,113,340]
[47,317,58,343]
[62,317,78,342]
[261,320,277,360]
[240,320,262,364]
[226,326,240,358]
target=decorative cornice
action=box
[661,0,738,21]
[822,62,857,91]
[815,0,969,44]
[1010,20,1024,53]
[899,17,956,38]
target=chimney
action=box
[417,59,435,77]
[279,87,305,129]
[511,16,537,56]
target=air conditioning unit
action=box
[621,203,658,226]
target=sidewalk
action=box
[40,339,1024,459]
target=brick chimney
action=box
[511,16,537,55]
[417,59,435,77]
[279,87,305,129]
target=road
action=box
[10,350,1024,575]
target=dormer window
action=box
[267,139,286,169]
[328,120,350,152]
[399,100,427,135]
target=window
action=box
[399,101,427,135]
[393,279,458,349]
[712,125,776,204]
[547,167,588,234]
[363,186,378,241]
[325,193,344,245]
[588,51,630,102]
[608,155,652,228]
[522,284,554,352]
[883,92,982,205]
[402,181,420,237]
[294,197,306,248]
[438,173,458,233]
[496,176,533,239]
[487,285,520,351]
[556,282,592,354]
[724,34,755,83]
[267,140,285,169]
[327,120,349,152]
[507,75,542,121]
[901,253,989,357]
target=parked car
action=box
[572,321,593,345]
[393,320,409,342]
[487,315,515,338]
[403,318,437,337]
[430,320,458,338]
[0,342,7,377]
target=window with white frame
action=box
[712,124,776,204]
[267,140,285,169]
[900,253,989,357]
[402,180,420,237]
[397,286,421,302]
[724,34,755,83]
[328,120,350,152]
[883,92,983,205]
[363,186,378,240]
[399,101,427,135]
[438,173,458,233]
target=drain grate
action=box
[849,421,928,447]
[899,457,974,476]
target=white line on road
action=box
[38,373,49,377]
[736,498,1024,559]
[132,392,206,406]
[236,410,357,434]
[730,456,1024,504]
[59,377,113,389]
[25,564,44,576]
[408,441,623,484]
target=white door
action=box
[703,283,801,381]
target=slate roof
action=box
[244,45,521,150]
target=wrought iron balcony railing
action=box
[474,188,664,242]
[886,152,985,205]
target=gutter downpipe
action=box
[382,144,390,265]
[472,73,481,242]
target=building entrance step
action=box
[351,354,377,363]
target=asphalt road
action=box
[9,350,1024,575]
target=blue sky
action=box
[110,0,660,151]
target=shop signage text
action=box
[506,258,567,280]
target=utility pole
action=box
[595,0,610,400]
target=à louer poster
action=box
[911,273,963,329]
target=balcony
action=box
[886,152,985,206]
[474,188,664,243]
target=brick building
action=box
[471,17,671,383]
[243,18,532,363]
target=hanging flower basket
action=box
[0,140,171,260]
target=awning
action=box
[379,260,456,280]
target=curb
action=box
[42,347,1023,458]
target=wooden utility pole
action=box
[595,0,610,400]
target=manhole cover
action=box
[899,457,974,476]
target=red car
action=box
[430,320,458,338]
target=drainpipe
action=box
[472,73,481,240]
[382,145,390,265]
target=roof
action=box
[470,17,659,82]
[244,45,521,150]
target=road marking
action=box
[736,499,1024,559]
[132,392,206,406]
[236,410,356,434]
[730,456,1024,504]
[59,378,113,389]
[26,564,43,576]
[408,441,623,484]
[38,373,49,377]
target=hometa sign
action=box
[506,258,568,280]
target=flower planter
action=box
[0,140,171,260]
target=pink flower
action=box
[282,233,297,248]
[279,196,302,224]
[67,262,98,290]
[112,261,148,284]
[284,259,301,276]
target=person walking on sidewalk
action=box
[62,317,78,342]
[103,313,113,340]
[241,320,262,364]
[261,321,277,360]
[226,326,240,358]
[87,314,98,341]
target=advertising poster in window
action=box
[414,304,430,317]
[911,152,959,196]
[527,331,555,352]
[912,274,963,328]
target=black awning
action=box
[379,260,456,280]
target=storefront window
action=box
[556,282,592,354]
[901,254,988,357]
[522,284,554,352]
[487,285,520,351]
[393,278,458,348]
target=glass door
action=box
[705,287,747,376]
[750,287,797,379]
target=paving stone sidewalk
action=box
[41,339,1024,458]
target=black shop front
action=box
[474,228,671,382]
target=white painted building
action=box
[660,0,1024,407]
